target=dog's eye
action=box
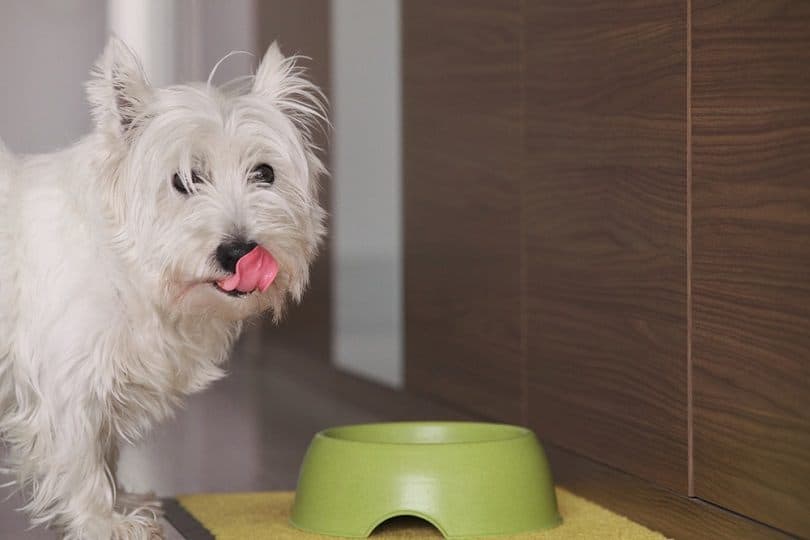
[172,171,204,195]
[250,164,275,185]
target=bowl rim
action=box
[317,421,533,447]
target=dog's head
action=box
[86,37,326,321]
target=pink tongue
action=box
[216,245,279,293]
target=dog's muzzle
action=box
[215,241,278,295]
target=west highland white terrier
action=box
[0,37,326,539]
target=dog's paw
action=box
[116,490,163,517]
[112,511,164,540]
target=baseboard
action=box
[545,443,794,540]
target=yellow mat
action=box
[177,488,667,539]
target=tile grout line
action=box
[686,0,694,497]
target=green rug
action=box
[166,487,668,539]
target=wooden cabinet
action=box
[403,1,525,422]
[692,1,810,536]
[524,0,688,493]
[403,1,810,537]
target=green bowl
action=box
[290,422,561,538]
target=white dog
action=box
[0,37,326,539]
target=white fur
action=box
[0,37,326,539]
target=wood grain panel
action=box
[257,0,332,362]
[692,1,810,535]
[403,1,524,422]
[524,1,689,492]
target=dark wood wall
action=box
[524,0,688,494]
[257,0,331,361]
[404,1,810,538]
[404,1,524,422]
[692,1,810,535]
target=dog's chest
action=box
[130,313,233,385]
[107,308,238,434]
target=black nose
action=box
[216,240,258,273]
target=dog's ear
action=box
[86,36,152,138]
[252,42,327,137]
[252,42,288,97]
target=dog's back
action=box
[0,138,11,197]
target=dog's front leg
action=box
[22,406,163,540]
[106,440,163,523]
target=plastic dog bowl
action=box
[290,422,561,538]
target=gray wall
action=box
[0,1,107,154]
[0,0,257,155]
[195,0,257,84]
